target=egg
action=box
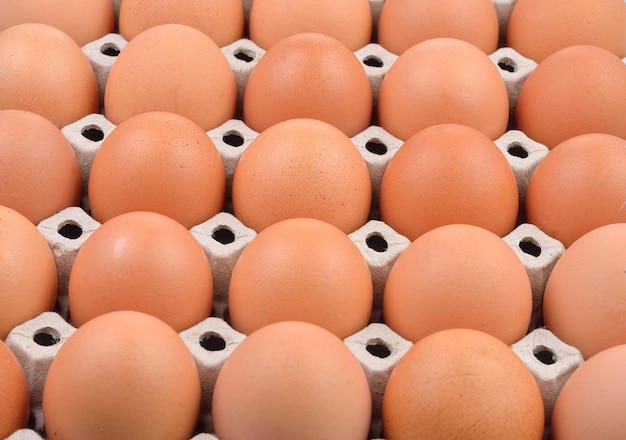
[212,321,372,439]
[0,339,30,438]
[379,123,519,241]
[104,23,237,131]
[119,0,244,47]
[378,0,499,55]
[525,133,626,248]
[68,211,213,332]
[0,23,99,128]
[0,109,81,225]
[232,118,372,233]
[248,0,372,50]
[0,0,115,46]
[0,205,57,340]
[88,111,226,229]
[378,38,509,141]
[383,224,532,345]
[543,223,626,359]
[382,328,544,439]
[228,217,373,339]
[42,310,201,439]
[243,32,373,137]
[507,0,626,63]
[515,45,626,148]
[551,343,626,438]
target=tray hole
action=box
[507,142,529,159]
[212,227,235,245]
[533,346,557,365]
[234,49,254,63]
[519,238,541,257]
[366,233,388,253]
[223,130,244,147]
[497,57,517,73]
[81,125,105,142]
[200,332,227,351]
[365,139,388,156]
[363,55,384,68]
[366,339,392,358]
[33,327,61,346]
[58,221,83,240]
[100,42,121,57]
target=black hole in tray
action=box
[363,55,384,68]
[365,139,388,155]
[200,333,226,351]
[497,57,517,73]
[366,234,388,252]
[100,43,120,57]
[519,239,541,257]
[223,131,244,147]
[366,341,392,358]
[234,50,254,62]
[533,347,557,365]
[33,329,61,346]
[81,125,105,142]
[212,227,235,244]
[58,222,83,240]
[507,143,529,159]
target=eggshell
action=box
[119,0,244,46]
[0,23,99,128]
[0,0,115,46]
[543,223,626,359]
[68,211,213,332]
[0,205,57,340]
[0,340,30,438]
[243,32,373,137]
[88,111,226,229]
[379,123,519,241]
[551,344,626,438]
[382,328,545,439]
[525,133,626,248]
[383,224,532,345]
[507,0,626,62]
[248,0,372,50]
[104,23,237,131]
[42,310,201,439]
[378,38,509,141]
[231,118,372,234]
[515,45,626,148]
[228,218,373,339]
[212,321,372,439]
[0,110,81,225]
[378,0,499,55]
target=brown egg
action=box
[243,32,373,137]
[119,0,244,46]
[378,38,509,141]
[231,118,372,233]
[507,0,626,62]
[228,218,373,339]
[104,23,237,131]
[379,123,519,241]
[212,321,372,439]
[249,0,372,50]
[88,111,226,229]
[551,343,626,439]
[525,133,626,248]
[383,224,532,345]
[515,45,626,148]
[0,110,81,225]
[543,223,626,359]
[0,23,99,128]
[0,340,30,437]
[0,205,57,340]
[382,328,544,439]
[378,0,499,55]
[0,0,115,46]
[68,211,213,332]
[43,310,201,439]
